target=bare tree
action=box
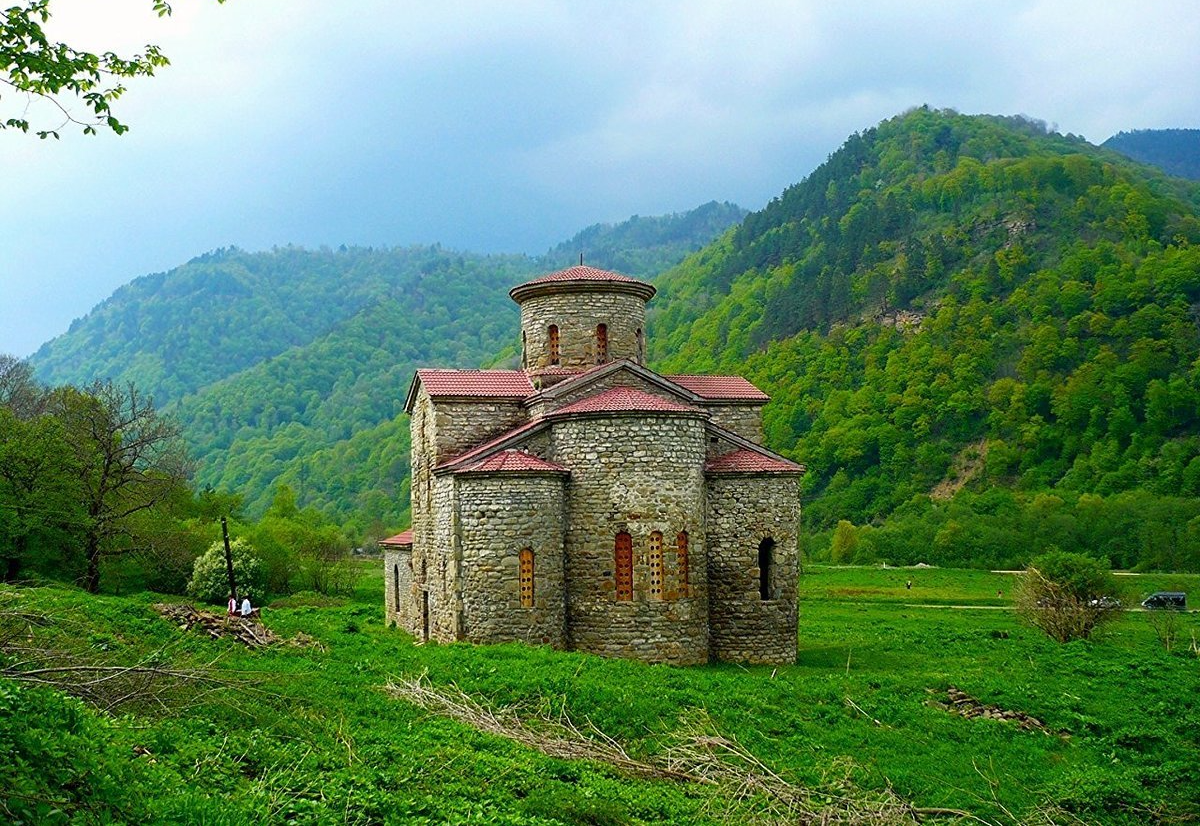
[51,381,191,592]
[1015,552,1123,643]
[0,354,46,418]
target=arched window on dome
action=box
[614,532,633,601]
[595,323,608,363]
[548,325,560,365]
[519,548,534,608]
[521,330,527,369]
[676,531,689,598]
[635,328,644,363]
[648,531,664,599]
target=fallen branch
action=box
[387,675,980,825]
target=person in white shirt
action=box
[240,596,253,617]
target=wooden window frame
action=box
[676,531,689,598]
[596,323,608,363]
[548,324,560,366]
[648,531,664,600]
[519,547,535,608]
[615,532,633,601]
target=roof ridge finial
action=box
[579,252,584,266]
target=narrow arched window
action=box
[614,532,633,601]
[521,330,527,369]
[758,537,775,601]
[393,563,400,611]
[519,548,534,608]
[648,531,664,599]
[676,532,689,597]
[548,325,560,365]
[635,328,644,363]
[595,323,608,363]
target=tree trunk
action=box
[85,535,101,593]
[5,535,28,583]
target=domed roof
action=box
[509,265,655,303]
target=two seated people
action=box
[226,594,260,619]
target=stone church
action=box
[383,265,804,665]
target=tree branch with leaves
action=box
[1,0,223,138]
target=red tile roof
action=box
[518,265,645,287]
[705,448,804,474]
[666,375,769,402]
[510,266,655,301]
[457,449,569,474]
[379,529,413,547]
[551,386,705,417]
[415,369,534,399]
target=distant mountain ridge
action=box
[1103,128,1200,180]
[27,203,745,530]
[27,109,1200,572]
[648,107,1200,569]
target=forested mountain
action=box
[27,109,1200,571]
[543,200,747,273]
[1103,128,1200,180]
[649,107,1200,570]
[28,204,744,532]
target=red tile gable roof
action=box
[705,448,804,474]
[666,375,769,402]
[379,529,413,547]
[415,369,534,399]
[458,449,569,474]
[551,386,705,417]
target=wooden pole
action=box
[221,516,238,603]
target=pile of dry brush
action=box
[387,674,982,826]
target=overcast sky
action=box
[1,0,1197,357]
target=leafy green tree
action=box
[187,536,263,604]
[829,520,858,563]
[0,407,82,581]
[1,0,224,138]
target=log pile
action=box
[942,686,1052,733]
[154,603,282,648]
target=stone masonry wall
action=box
[408,392,437,640]
[706,474,800,664]
[432,400,528,463]
[520,291,647,371]
[550,413,709,664]
[527,367,691,420]
[428,474,460,642]
[705,404,765,443]
[383,548,413,629]
[456,473,567,647]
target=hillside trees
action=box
[645,108,1200,570]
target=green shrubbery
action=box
[186,537,265,604]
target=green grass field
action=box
[3,563,1199,824]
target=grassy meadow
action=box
[2,562,1199,825]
